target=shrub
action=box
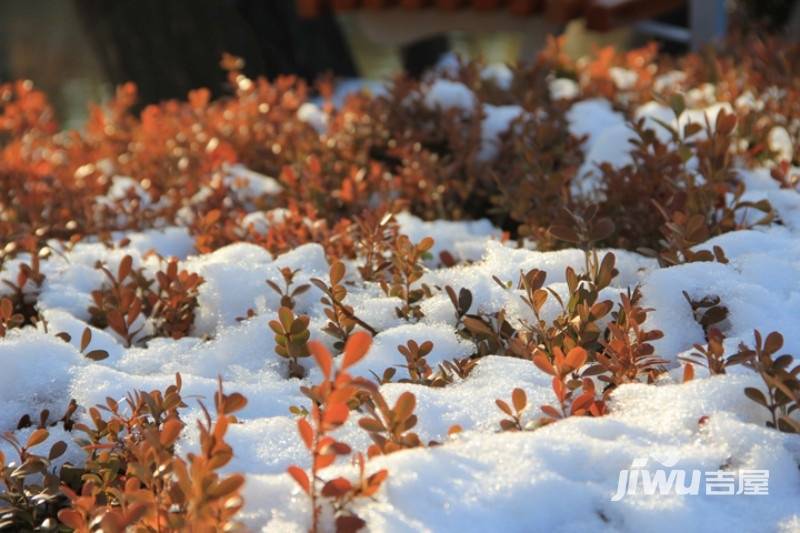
[0,429,69,530]
[61,375,247,531]
[0,38,795,260]
[0,376,248,531]
[311,261,377,350]
[88,255,147,346]
[1,247,46,330]
[0,298,23,338]
[89,255,204,345]
[532,347,607,423]
[590,288,667,388]
[288,332,388,533]
[738,331,800,433]
[378,235,434,321]
[2,34,800,529]
[267,267,311,310]
[496,388,528,432]
[358,390,423,457]
[397,339,435,383]
[680,328,750,375]
[147,258,204,339]
[269,306,312,378]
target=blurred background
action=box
[0,0,796,128]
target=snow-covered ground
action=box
[3,76,800,532]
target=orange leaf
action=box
[393,392,416,422]
[330,261,345,286]
[26,428,49,448]
[512,388,527,412]
[683,362,694,383]
[159,418,183,446]
[565,347,587,370]
[571,392,594,414]
[0,298,11,319]
[57,509,84,529]
[80,328,92,352]
[552,377,566,402]
[208,474,245,498]
[322,403,349,429]
[540,405,561,419]
[314,452,336,470]
[495,399,512,417]
[308,341,332,379]
[336,515,367,533]
[368,468,389,486]
[328,385,357,405]
[532,353,555,375]
[342,331,372,369]
[287,465,310,494]
[223,392,248,414]
[359,417,384,433]
[107,310,126,336]
[298,418,314,449]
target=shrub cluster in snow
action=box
[1,39,800,531]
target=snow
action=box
[395,212,501,264]
[241,370,800,532]
[225,164,283,201]
[768,126,794,162]
[677,102,734,139]
[124,227,195,259]
[575,123,637,195]
[0,331,84,430]
[3,79,800,532]
[480,63,513,90]
[653,70,686,93]
[184,243,276,334]
[550,78,580,100]
[325,78,389,108]
[479,104,524,161]
[567,98,627,149]
[297,102,328,133]
[423,79,477,113]
[610,67,638,91]
[636,101,676,142]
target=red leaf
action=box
[118,255,133,280]
[321,477,352,497]
[335,514,367,533]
